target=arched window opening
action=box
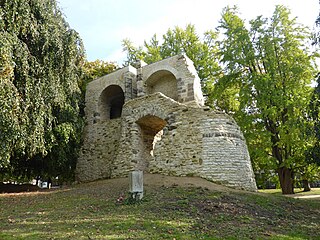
[99,85,124,120]
[145,70,178,101]
[136,115,167,170]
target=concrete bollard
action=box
[129,171,143,200]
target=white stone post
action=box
[129,171,143,200]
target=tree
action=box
[313,1,320,45]
[302,73,320,191]
[122,38,146,68]
[0,0,85,182]
[215,6,317,194]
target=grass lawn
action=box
[260,188,320,195]
[0,175,319,239]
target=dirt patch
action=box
[143,173,234,192]
[69,173,237,198]
[0,173,242,196]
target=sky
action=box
[58,0,319,64]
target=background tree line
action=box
[1,0,319,194]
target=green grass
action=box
[259,187,320,195]
[0,179,319,239]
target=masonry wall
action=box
[149,106,203,177]
[76,54,257,191]
[111,93,181,178]
[76,119,121,182]
[84,66,136,125]
[147,101,256,191]
[146,73,178,101]
[198,111,257,190]
[107,93,256,191]
[141,55,204,106]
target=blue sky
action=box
[58,0,319,64]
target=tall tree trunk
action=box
[302,179,311,192]
[267,123,294,194]
[277,167,294,194]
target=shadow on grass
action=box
[0,181,319,239]
[1,213,196,239]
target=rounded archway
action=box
[136,115,167,170]
[145,70,178,101]
[99,85,125,120]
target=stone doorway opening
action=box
[99,85,124,120]
[136,115,167,170]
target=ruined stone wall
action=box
[198,111,257,190]
[108,93,256,191]
[76,119,121,182]
[148,100,256,191]
[84,66,136,124]
[141,55,204,106]
[146,73,178,101]
[111,93,180,178]
[76,54,257,191]
[149,105,203,177]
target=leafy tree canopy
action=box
[0,0,85,182]
[215,5,318,194]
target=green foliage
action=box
[122,38,145,67]
[301,73,320,184]
[313,5,320,45]
[215,5,318,193]
[122,24,221,94]
[0,0,85,181]
[308,74,320,166]
[82,60,117,82]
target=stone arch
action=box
[145,70,178,101]
[112,93,179,176]
[99,85,125,120]
[135,115,167,171]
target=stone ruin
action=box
[76,55,257,191]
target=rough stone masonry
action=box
[76,54,257,191]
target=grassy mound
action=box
[0,174,319,239]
